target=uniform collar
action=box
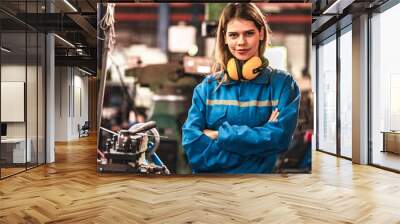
[221,67,273,86]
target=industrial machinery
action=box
[97,121,170,174]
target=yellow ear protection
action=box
[226,56,268,81]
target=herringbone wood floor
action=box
[1,134,400,223]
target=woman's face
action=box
[225,18,264,61]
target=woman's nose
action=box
[238,35,246,45]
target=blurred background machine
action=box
[125,61,203,174]
[100,58,205,174]
[98,121,169,174]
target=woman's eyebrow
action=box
[227,29,256,33]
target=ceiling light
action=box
[78,67,93,76]
[63,0,78,12]
[322,0,354,15]
[1,47,11,53]
[54,34,75,48]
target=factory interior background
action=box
[97,3,312,174]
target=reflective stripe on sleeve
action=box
[206,99,278,107]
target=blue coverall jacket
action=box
[182,67,300,173]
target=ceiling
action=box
[0,0,393,72]
[0,0,97,73]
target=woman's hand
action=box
[202,109,278,140]
[203,129,219,140]
[268,108,279,122]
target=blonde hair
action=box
[212,3,271,80]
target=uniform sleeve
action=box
[216,76,300,156]
[182,81,242,172]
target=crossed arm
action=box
[203,108,280,139]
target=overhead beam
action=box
[67,13,97,39]
[323,0,355,15]
[55,55,96,69]
[47,0,97,46]
[312,15,335,34]
[2,13,83,32]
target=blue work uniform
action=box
[182,67,300,173]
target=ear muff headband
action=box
[226,56,267,81]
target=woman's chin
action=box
[234,55,251,61]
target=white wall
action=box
[54,67,89,141]
[1,64,46,163]
[1,65,29,138]
[71,71,89,138]
[55,66,69,141]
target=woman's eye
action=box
[228,33,238,38]
[246,31,255,36]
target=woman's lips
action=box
[237,49,250,54]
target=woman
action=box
[182,3,300,173]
